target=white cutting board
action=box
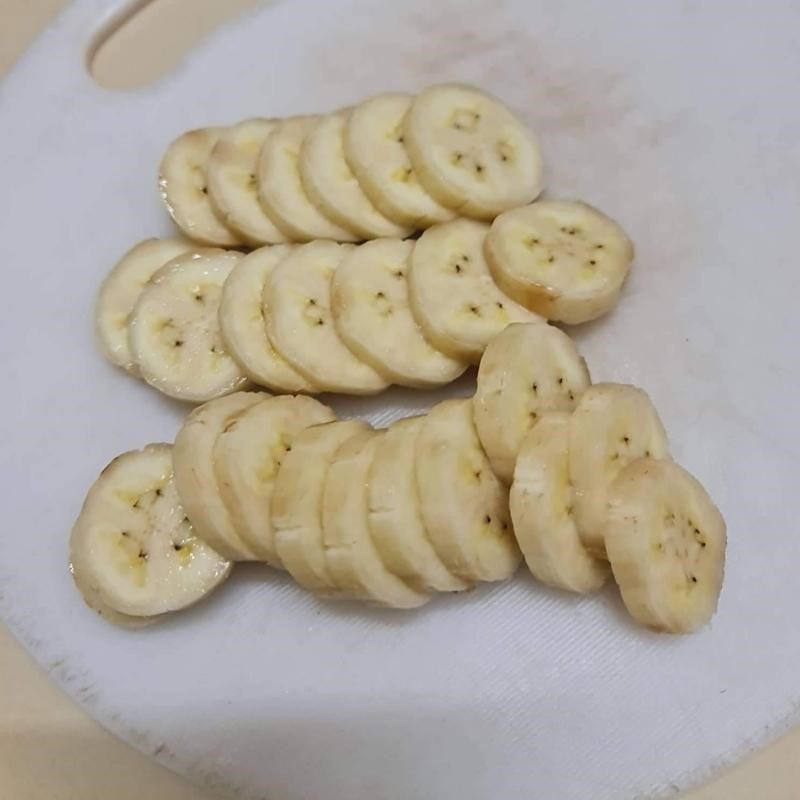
[1,1,799,798]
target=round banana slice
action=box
[510,412,610,594]
[322,429,430,608]
[569,384,671,557]
[273,420,371,593]
[299,111,413,239]
[173,392,266,561]
[159,128,243,247]
[206,118,289,246]
[331,239,468,388]
[605,458,726,634]
[415,399,521,582]
[344,92,455,227]
[256,116,359,243]
[129,249,249,403]
[69,443,232,617]
[367,416,469,593]
[408,218,542,363]
[264,241,389,395]
[212,395,336,568]
[95,238,193,374]
[473,323,590,483]
[485,201,634,324]
[403,83,544,218]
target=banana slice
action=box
[485,201,634,324]
[95,238,193,374]
[206,118,289,245]
[408,218,542,363]
[331,239,468,388]
[510,412,610,593]
[344,92,455,227]
[69,443,231,617]
[273,420,371,593]
[403,83,544,218]
[159,128,242,247]
[264,241,389,395]
[173,392,266,561]
[473,323,590,483]
[569,384,671,557]
[322,429,430,608]
[367,416,469,593]
[129,249,249,403]
[605,458,726,634]
[212,395,336,567]
[299,111,413,239]
[415,399,521,582]
[256,116,359,243]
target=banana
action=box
[403,83,544,218]
[159,128,243,247]
[69,443,231,618]
[344,92,455,227]
[473,323,590,483]
[299,111,413,239]
[509,412,610,593]
[264,241,389,394]
[129,249,249,403]
[273,420,371,592]
[605,458,726,633]
[569,384,670,557]
[173,392,266,561]
[95,238,193,374]
[331,239,468,388]
[206,118,290,246]
[415,399,521,582]
[408,218,542,363]
[367,416,469,593]
[212,395,336,568]
[485,201,634,324]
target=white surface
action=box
[1,1,799,799]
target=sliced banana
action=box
[206,118,289,245]
[403,83,544,218]
[344,92,455,227]
[69,443,231,617]
[256,116,359,243]
[212,395,336,567]
[415,399,521,582]
[264,241,389,394]
[510,412,610,593]
[408,218,542,363]
[485,201,634,324]
[129,249,249,403]
[473,323,590,483]
[159,128,242,247]
[367,416,469,593]
[95,238,193,374]
[331,239,468,388]
[569,384,671,557]
[173,392,266,561]
[605,458,726,634]
[273,420,371,593]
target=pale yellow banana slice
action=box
[212,395,336,568]
[485,201,634,324]
[415,399,521,582]
[331,239,468,388]
[403,83,544,218]
[473,323,590,483]
[510,413,610,593]
[605,458,726,634]
[408,218,542,363]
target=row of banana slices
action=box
[71,323,725,634]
